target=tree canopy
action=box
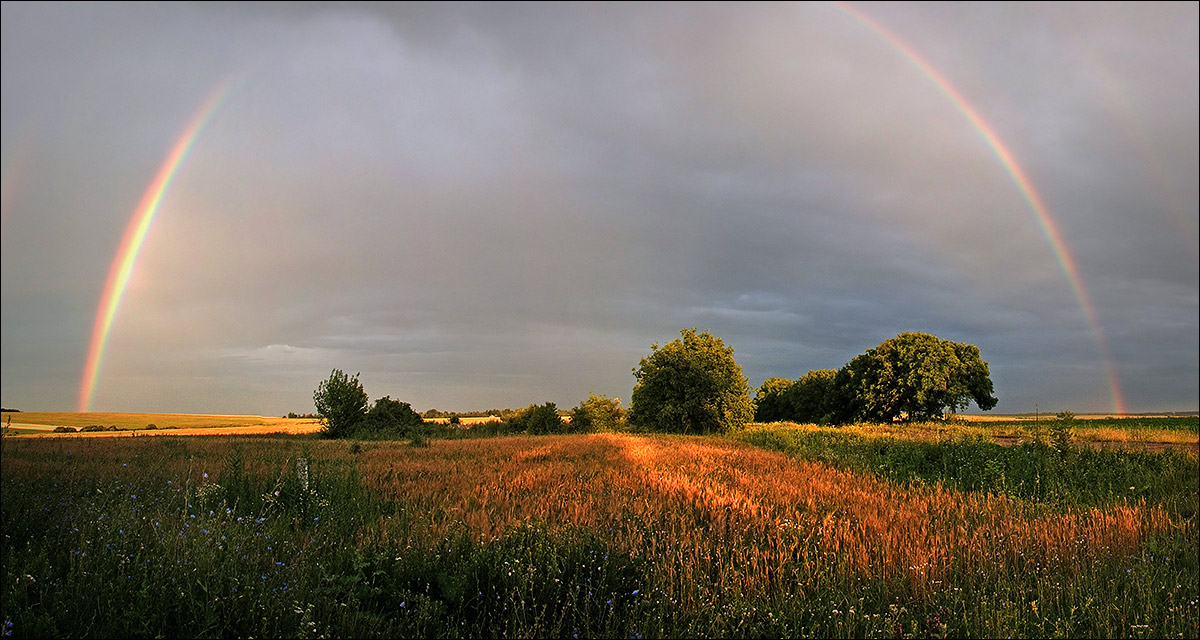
[753,377,797,423]
[628,328,754,434]
[313,369,369,438]
[570,393,625,433]
[365,395,425,436]
[835,332,997,423]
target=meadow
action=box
[1,419,1196,638]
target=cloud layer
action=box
[2,2,1196,415]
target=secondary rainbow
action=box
[834,2,1127,414]
[77,81,235,412]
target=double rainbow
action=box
[77,80,236,412]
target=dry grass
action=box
[354,433,1173,597]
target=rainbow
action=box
[834,2,1127,414]
[77,81,236,412]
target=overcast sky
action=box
[2,2,1196,416]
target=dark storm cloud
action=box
[2,2,1196,415]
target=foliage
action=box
[753,377,796,423]
[570,393,625,433]
[736,423,1198,514]
[509,402,564,435]
[363,396,425,439]
[313,369,369,438]
[628,328,755,434]
[793,368,837,424]
[832,332,997,423]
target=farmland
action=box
[1,418,1196,638]
[0,411,321,436]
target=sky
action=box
[2,1,1197,417]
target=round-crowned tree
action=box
[628,328,754,434]
[834,332,998,423]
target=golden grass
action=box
[0,431,1180,604]
[353,433,1174,596]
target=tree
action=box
[364,395,425,437]
[792,368,837,424]
[831,332,997,423]
[313,369,368,438]
[754,377,797,423]
[570,393,625,433]
[510,402,563,435]
[628,328,755,434]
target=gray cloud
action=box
[2,2,1196,415]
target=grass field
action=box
[1,423,1196,638]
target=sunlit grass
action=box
[2,432,1196,638]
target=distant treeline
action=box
[1,408,20,413]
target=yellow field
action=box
[423,415,503,425]
[0,411,321,436]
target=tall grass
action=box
[2,432,1196,638]
[735,424,1199,516]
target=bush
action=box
[313,369,369,438]
[516,403,564,435]
[570,394,625,433]
[363,396,425,439]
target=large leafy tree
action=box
[313,369,369,438]
[835,332,997,423]
[628,328,754,434]
[792,368,837,424]
[754,377,797,423]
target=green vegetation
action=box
[735,423,1198,516]
[507,402,565,435]
[312,369,370,438]
[754,369,838,424]
[570,393,626,432]
[1,431,1195,638]
[757,332,998,425]
[628,328,755,434]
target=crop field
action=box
[2,426,1196,638]
[0,411,321,436]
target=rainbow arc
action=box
[834,2,1126,414]
[77,80,237,412]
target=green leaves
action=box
[313,369,369,438]
[629,328,754,434]
[838,332,997,423]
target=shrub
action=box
[313,369,369,438]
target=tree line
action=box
[312,369,627,441]
[311,329,997,439]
